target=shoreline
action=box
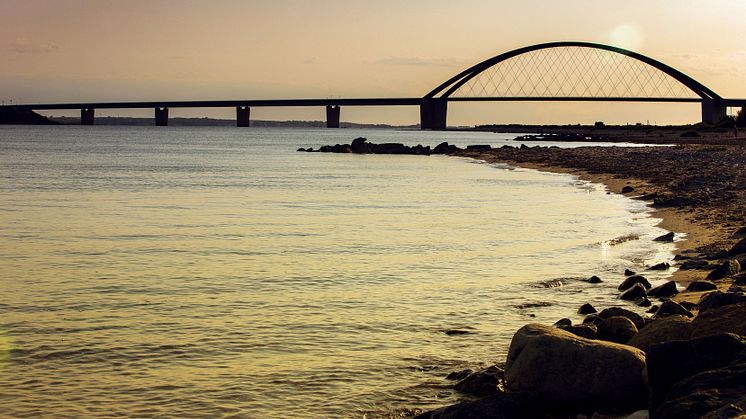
[308,136,746,417]
[482,160,721,286]
[454,142,745,289]
[419,144,746,417]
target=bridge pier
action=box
[419,99,447,130]
[236,106,251,127]
[155,107,169,126]
[702,99,727,125]
[326,105,340,128]
[81,108,95,125]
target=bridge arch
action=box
[420,41,726,129]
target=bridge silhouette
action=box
[6,41,745,129]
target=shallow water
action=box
[0,126,674,417]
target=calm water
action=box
[0,126,674,418]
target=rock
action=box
[649,262,671,271]
[505,324,647,411]
[653,194,693,208]
[375,143,409,154]
[621,185,635,193]
[690,302,746,338]
[706,259,741,280]
[583,314,604,326]
[698,291,746,313]
[685,280,718,292]
[350,137,372,153]
[728,237,746,256]
[648,281,679,298]
[680,259,710,270]
[635,297,652,307]
[586,275,603,284]
[444,329,471,336]
[627,315,692,353]
[465,144,491,151]
[414,392,545,419]
[432,142,459,154]
[618,275,652,291]
[624,269,637,276]
[296,147,306,152]
[598,307,645,329]
[331,144,352,153]
[735,227,746,237]
[578,303,597,315]
[655,300,694,318]
[445,369,472,381]
[647,305,660,314]
[654,361,746,419]
[647,333,746,413]
[620,283,648,301]
[559,324,598,339]
[736,272,746,286]
[453,365,505,397]
[553,318,572,328]
[654,232,676,242]
[597,316,638,344]
[706,250,730,260]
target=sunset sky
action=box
[2,0,745,125]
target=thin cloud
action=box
[375,56,471,68]
[664,52,746,78]
[11,37,59,54]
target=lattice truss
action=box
[450,47,697,99]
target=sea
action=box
[0,126,676,418]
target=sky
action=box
[1,0,745,125]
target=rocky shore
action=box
[306,137,746,418]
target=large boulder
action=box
[648,262,671,271]
[680,259,710,270]
[598,307,645,329]
[655,300,693,318]
[654,232,675,242]
[559,324,598,339]
[685,280,718,292]
[690,302,746,338]
[706,259,741,280]
[453,365,505,397]
[653,361,746,419]
[698,291,746,313]
[620,283,648,301]
[619,275,652,291]
[728,237,746,256]
[648,281,679,298]
[597,316,638,344]
[627,315,692,353]
[578,303,597,315]
[505,324,647,411]
[646,333,746,414]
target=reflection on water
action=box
[0,126,674,417]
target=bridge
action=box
[5,41,745,129]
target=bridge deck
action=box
[8,96,746,111]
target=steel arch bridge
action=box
[5,41,743,128]
[419,41,730,129]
